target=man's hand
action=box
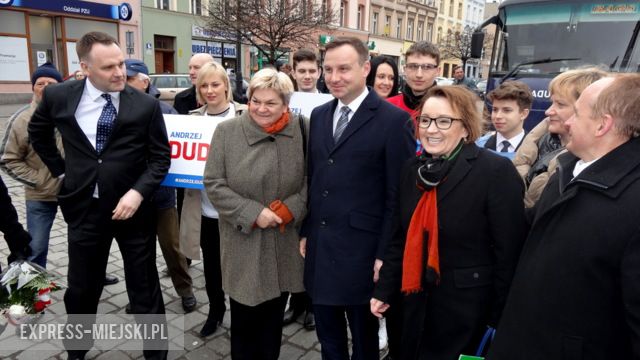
[300,237,307,258]
[370,298,390,318]
[373,259,383,283]
[112,189,143,220]
[255,208,283,229]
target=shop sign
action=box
[223,44,236,58]
[192,25,234,40]
[192,40,222,57]
[2,0,134,21]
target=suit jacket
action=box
[483,132,526,153]
[373,145,526,360]
[301,89,415,305]
[488,138,640,360]
[28,79,171,227]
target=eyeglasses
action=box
[405,63,438,72]
[417,116,462,130]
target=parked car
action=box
[149,74,191,105]
[436,76,454,86]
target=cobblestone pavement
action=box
[0,103,390,360]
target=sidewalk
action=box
[0,108,326,360]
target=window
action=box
[156,0,171,10]
[439,0,444,14]
[427,23,433,41]
[372,12,379,34]
[322,0,329,17]
[397,18,402,39]
[458,1,462,19]
[407,19,414,40]
[449,0,454,17]
[191,0,202,15]
[357,5,364,30]
[437,26,442,43]
[340,1,346,27]
[417,21,424,41]
[385,15,391,35]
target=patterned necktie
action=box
[97,93,117,153]
[334,106,351,143]
[500,140,510,153]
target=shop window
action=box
[0,10,26,34]
[65,18,117,39]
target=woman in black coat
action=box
[371,85,526,360]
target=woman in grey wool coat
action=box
[203,68,308,360]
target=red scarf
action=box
[401,188,440,294]
[261,111,290,134]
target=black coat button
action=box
[320,220,327,226]
[236,225,243,231]
[327,158,334,165]
[322,190,329,197]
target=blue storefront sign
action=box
[1,0,133,21]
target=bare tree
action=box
[204,0,337,65]
[439,27,474,69]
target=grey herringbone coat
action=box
[203,111,308,306]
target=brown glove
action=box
[269,200,294,233]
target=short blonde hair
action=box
[549,67,608,102]
[248,68,294,105]
[195,61,232,105]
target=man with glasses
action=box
[388,41,441,116]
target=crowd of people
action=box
[1,30,640,360]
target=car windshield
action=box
[492,2,640,75]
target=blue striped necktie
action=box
[334,106,350,143]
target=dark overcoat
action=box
[374,144,527,360]
[488,138,640,360]
[301,90,415,305]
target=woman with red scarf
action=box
[371,86,526,360]
[204,68,308,360]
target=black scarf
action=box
[416,141,464,191]
[401,81,437,112]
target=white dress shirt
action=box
[75,79,121,150]
[496,130,525,153]
[572,158,600,178]
[332,87,369,134]
[74,79,121,198]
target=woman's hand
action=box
[299,237,307,258]
[370,298,390,318]
[255,208,283,229]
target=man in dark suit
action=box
[488,75,640,359]
[29,32,170,360]
[300,37,415,359]
[173,53,214,115]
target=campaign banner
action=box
[161,114,224,189]
[289,92,334,119]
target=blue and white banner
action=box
[161,115,224,189]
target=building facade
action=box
[0,0,141,94]
[435,0,464,77]
[141,0,247,75]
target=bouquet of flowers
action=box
[0,261,63,325]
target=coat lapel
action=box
[437,144,478,202]
[322,99,338,152]
[66,80,96,153]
